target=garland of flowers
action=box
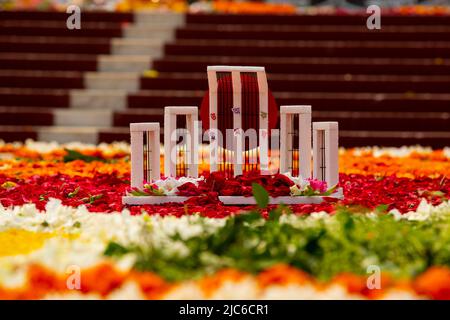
[1,200,450,299]
[130,172,333,198]
[2,262,450,300]
[1,142,449,216]
[2,142,450,299]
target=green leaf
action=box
[89,194,103,204]
[303,185,317,196]
[81,194,103,204]
[67,187,80,198]
[63,149,105,163]
[430,191,445,198]
[144,184,165,196]
[322,184,338,196]
[269,207,282,221]
[104,242,129,257]
[130,189,150,196]
[73,221,82,228]
[375,204,389,214]
[252,183,269,209]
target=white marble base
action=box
[122,189,343,206]
[123,196,190,205]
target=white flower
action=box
[151,176,205,195]
[404,199,432,221]
[283,172,308,190]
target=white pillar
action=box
[130,122,160,188]
[313,122,339,188]
[207,68,219,173]
[279,105,312,178]
[231,70,243,176]
[207,65,268,176]
[257,70,269,174]
[164,106,199,178]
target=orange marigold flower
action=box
[257,264,312,288]
[414,267,450,300]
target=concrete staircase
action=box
[1,11,450,147]
[0,10,183,143]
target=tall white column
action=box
[313,122,339,188]
[207,68,219,173]
[207,66,268,176]
[164,106,199,178]
[231,70,243,176]
[130,122,160,188]
[279,105,312,178]
[257,70,269,174]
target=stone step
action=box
[0,88,131,109]
[124,25,175,40]
[0,70,84,89]
[153,56,450,75]
[165,39,450,59]
[0,20,123,37]
[0,125,132,144]
[0,70,142,90]
[0,36,165,57]
[128,89,450,112]
[0,36,111,54]
[113,109,164,127]
[134,11,185,27]
[98,55,151,72]
[5,107,448,134]
[2,125,450,148]
[84,72,141,91]
[185,13,450,26]
[0,107,164,127]
[69,89,129,110]
[112,109,450,132]
[110,38,164,56]
[0,88,69,107]
[140,72,450,93]
[2,87,449,115]
[0,10,134,22]
[0,107,53,126]
[177,24,450,41]
[0,52,98,71]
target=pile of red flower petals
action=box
[174,171,296,197]
[1,170,449,217]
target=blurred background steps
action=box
[152,56,450,75]
[1,10,450,147]
[175,24,450,41]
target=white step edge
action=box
[69,89,128,110]
[134,11,185,26]
[53,109,113,127]
[37,126,99,144]
[84,72,141,91]
[111,38,164,56]
[123,25,175,40]
[97,55,152,72]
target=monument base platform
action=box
[122,189,343,206]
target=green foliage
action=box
[67,187,80,198]
[63,149,105,163]
[104,242,130,257]
[252,183,269,209]
[104,207,450,282]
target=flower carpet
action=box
[1,141,450,299]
